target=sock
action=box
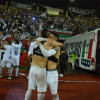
[11,67,13,76]
[43,93,45,99]
[37,93,45,100]
[53,95,59,100]
[16,67,19,76]
[8,68,12,77]
[25,90,32,100]
[0,67,2,76]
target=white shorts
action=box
[1,58,12,68]
[12,56,20,66]
[28,66,47,92]
[47,70,58,95]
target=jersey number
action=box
[15,49,18,55]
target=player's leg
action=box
[47,71,59,100]
[25,89,33,100]
[25,67,36,100]
[37,68,47,100]
[48,82,59,100]
[8,68,12,79]
[11,57,15,75]
[15,57,19,77]
[37,92,45,100]
[0,67,3,78]
[15,66,19,76]
[0,59,6,78]
[53,95,59,100]
[7,61,13,79]
[11,66,13,76]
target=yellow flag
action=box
[5,0,8,9]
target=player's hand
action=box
[36,40,41,46]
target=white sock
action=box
[37,93,45,100]
[0,67,2,76]
[16,67,19,76]
[25,90,32,100]
[8,68,12,77]
[53,95,59,100]
[43,94,45,98]
[11,67,13,76]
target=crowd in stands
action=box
[0,4,100,51]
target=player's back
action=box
[12,44,22,57]
[4,45,14,60]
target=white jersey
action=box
[3,45,14,61]
[28,37,47,56]
[12,43,22,57]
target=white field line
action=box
[59,80,100,83]
[18,73,26,76]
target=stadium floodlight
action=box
[32,17,36,21]
[70,0,74,2]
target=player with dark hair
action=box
[36,32,61,100]
[25,32,63,100]
[12,39,22,77]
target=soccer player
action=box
[0,41,14,79]
[12,39,22,77]
[25,32,61,100]
[46,47,60,100]
[37,33,61,100]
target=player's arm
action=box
[39,44,56,57]
[36,37,47,41]
[28,37,47,56]
[28,41,38,56]
[53,42,63,47]
[53,46,60,52]
[36,41,56,57]
[27,54,32,64]
[2,40,8,46]
[28,42,35,56]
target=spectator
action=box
[59,50,68,77]
[71,51,76,70]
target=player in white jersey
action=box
[0,41,14,79]
[12,39,22,77]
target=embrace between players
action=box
[25,31,63,100]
